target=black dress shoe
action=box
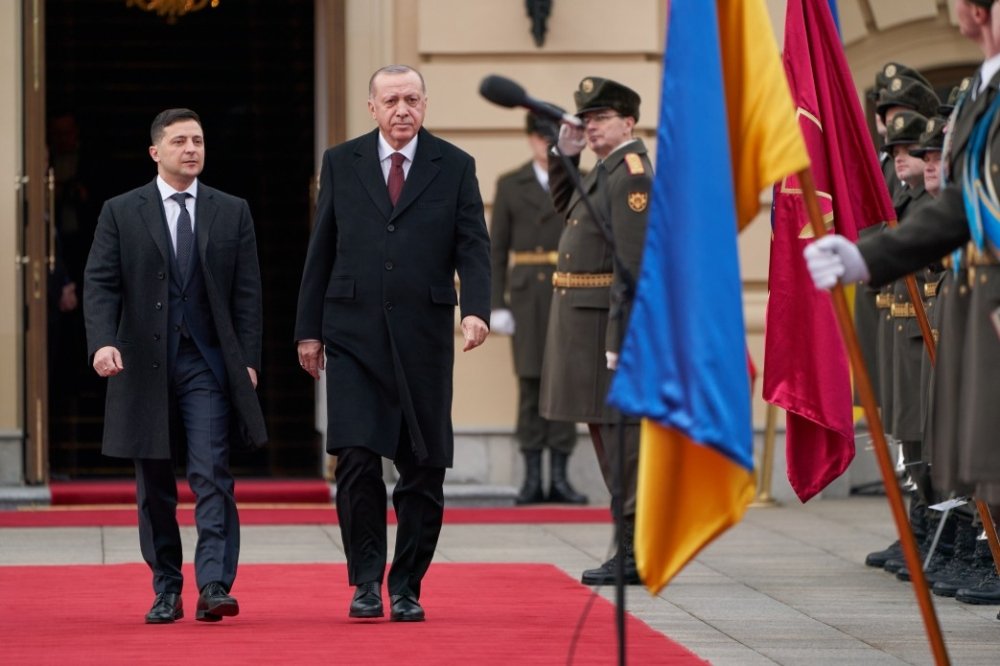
[389,593,425,622]
[145,592,183,624]
[349,582,384,618]
[196,582,239,622]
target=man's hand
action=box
[490,308,515,336]
[93,346,123,378]
[605,351,618,371]
[803,235,870,290]
[247,367,258,389]
[557,123,586,157]
[461,315,489,352]
[297,340,325,380]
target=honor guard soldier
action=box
[540,76,652,585]
[490,113,587,506]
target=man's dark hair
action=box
[150,108,201,144]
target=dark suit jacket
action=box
[84,179,267,459]
[294,128,490,467]
[489,161,563,378]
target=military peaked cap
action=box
[876,75,940,119]
[909,116,947,157]
[883,110,928,150]
[574,77,641,122]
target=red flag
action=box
[764,0,896,502]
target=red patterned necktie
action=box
[387,152,405,206]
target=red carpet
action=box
[49,479,332,505]
[0,505,611,528]
[0,563,705,665]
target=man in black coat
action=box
[295,65,491,623]
[84,108,267,624]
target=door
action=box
[22,0,49,484]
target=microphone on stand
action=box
[479,74,582,128]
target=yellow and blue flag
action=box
[607,0,809,593]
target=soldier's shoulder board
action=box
[624,153,645,176]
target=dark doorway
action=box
[45,0,320,477]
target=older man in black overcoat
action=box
[295,65,491,623]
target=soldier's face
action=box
[368,71,427,150]
[924,151,942,196]
[893,144,925,186]
[582,111,635,159]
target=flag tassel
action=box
[798,167,950,666]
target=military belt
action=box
[923,282,939,298]
[890,302,917,318]
[511,251,559,266]
[552,271,614,288]
[875,293,892,309]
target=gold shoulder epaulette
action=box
[624,153,645,176]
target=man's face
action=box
[956,0,985,39]
[149,119,204,185]
[893,144,925,185]
[581,110,635,160]
[923,151,943,195]
[368,71,427,150]
[527,132,549,168]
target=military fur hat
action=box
[876,76,940,119]
[574,77,641,122]
[870,62,932,101]
[882,110,929,150]
[909,116,947,157]
[938,77,973,116]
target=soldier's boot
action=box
[547,451,588,505]
[581,517,641,586]
[955,566,1000,604]
[923,514,977,587]
[934,537,993,597]
[515,450,546,505]
[897,510,956,581]
[865,540,902,568]
[884,501,930,573]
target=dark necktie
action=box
[171,192,193,276]
[387,152,405,206]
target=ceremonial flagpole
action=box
[798,167,949,666]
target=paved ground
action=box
[1,495,998,665]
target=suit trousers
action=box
[517,377,577,454]
[334,421,446,599]
[135,336,237,594]
[588,422,640,518]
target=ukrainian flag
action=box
[607,0,810,593]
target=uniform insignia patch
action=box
[926,119,936,133]
[960,77,971,91]
[624,153,645,175]
[893,115,904,130]
[627,191,648,213]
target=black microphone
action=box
[479,75,583,128]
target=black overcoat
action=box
[84,179,267,459]
[294,128,491,467]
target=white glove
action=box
[557,123,586,157]
[606,351,619,371]
[490,308,516,336]
[803,235,870,290]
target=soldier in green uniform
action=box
[490,113,587,506]
[539,77,652,585]
[804,0,1000,609]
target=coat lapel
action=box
[138,179,170,264]
[354,129,394,221]
[195,184,219,285]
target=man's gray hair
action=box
[368,65,426,98]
